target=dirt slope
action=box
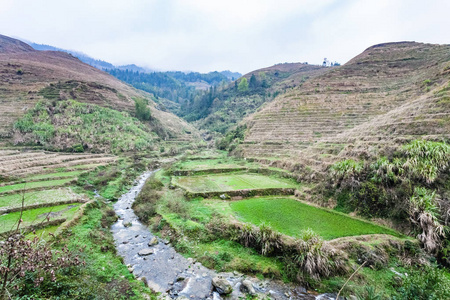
[240,42,450,174]
[0,34,197,140]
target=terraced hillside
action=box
[0,149,112,236]
[183,62,327,133]
[0,150,116,178]
[0,34,197,142]
[239,42,450,174]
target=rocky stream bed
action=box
[111,172,337,300]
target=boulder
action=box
[240,280,256,295]
[148,237,158,246]
[138,248,154,256]
[212,276,232,295]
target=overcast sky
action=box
[1,0,449,74]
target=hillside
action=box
[184,63,327,133]
[0,35,197,144]
[236,42,450,175]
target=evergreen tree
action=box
[249,74,258,89]
[238,77,249,92]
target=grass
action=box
[0,188,81,209]
[0,203,81,233]
[229,197,401,240]
[153,193,286,279]
[175,158,255,170]
[17,200,154,299]
[174,173,296,193]
[179,238,285,278]
[24,170,84,181]
[0,178,74,194]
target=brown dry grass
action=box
[241,42,450,176]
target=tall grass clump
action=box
[409,187,444,253]
[215,222,347,284]
[330,159,364,185]
[403,140,450,184]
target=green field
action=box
[0,188,81,210]
[230,197,400,240]
[175,158,257,171]
[174,173,296,193]
[0,203,80,233]
[0,178,74,194]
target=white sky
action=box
[1,0,449,73]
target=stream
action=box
[111,171,337,300]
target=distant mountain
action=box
[116,64,150,73]
[27,42,116,70]
[220,70,242,80]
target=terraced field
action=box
[168,152,402,240]
[241,42,450,174]
[0,149,115,235]
[229,197,400,240]
[0,203,81,234]
[0,150,117,178]
[173,173,296,193]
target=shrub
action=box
[167,197,189,219]
[409,187,444,253]
[134,98,151,121]
[330,159,364,184]
[354,181,388,217]
[403,140,450,184]
[132,175,163,223]
[393,266,450,299]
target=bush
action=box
[393,266,450,299]
[167,197,189,219]
[354,182,388,217]
[132,175,163,223]
[134,98,151,121]
[403,140,450,184]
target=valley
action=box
[0,34,449,300]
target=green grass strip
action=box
[0,178,74,194]
[230,197,401,240]
[0,188,80,210]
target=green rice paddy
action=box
[230,197,401,240]
[174,173,296,193]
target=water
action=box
[111,171,337,299]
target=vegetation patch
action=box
[13,100,157,153]
[230,197,400,240]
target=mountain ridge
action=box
[233,41,450,176]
